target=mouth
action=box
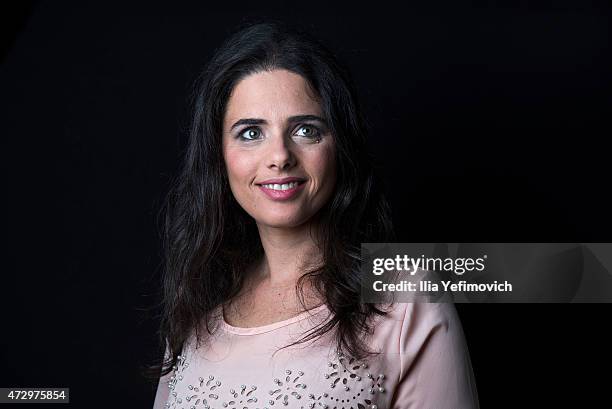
[255,179,307,201]
[257,180,306,191]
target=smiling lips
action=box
[256,177,306,201]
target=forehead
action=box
[224,69,322,126]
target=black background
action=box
[1,1,610,408]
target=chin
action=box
[256,214,310,229]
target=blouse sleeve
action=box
[390,302,480,409]
[152,343,173,409]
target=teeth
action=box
[262,182,300,191]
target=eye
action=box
[238,127,262,141]
[294,124,321,139]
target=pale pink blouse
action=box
[152,302,479,409]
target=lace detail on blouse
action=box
[164,350,386,409]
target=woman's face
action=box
[222,69,336,229]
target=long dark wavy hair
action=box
[149,21,394,379]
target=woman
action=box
[151,22,479,409]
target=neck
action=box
[253,220,324,289]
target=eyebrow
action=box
[229,114,328,131]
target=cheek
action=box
[309,146,337,191]
[224,149,254,186]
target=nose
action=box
[266,132,296,171]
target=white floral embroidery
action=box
[267,369,308,406]
[309,351,385,409]
[165,350,384,409]
[222,384,259,408]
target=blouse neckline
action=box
[220,303,330,335]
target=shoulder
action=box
[369,303,479,408]
[370,302,460,337]
[368,302,465,366]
